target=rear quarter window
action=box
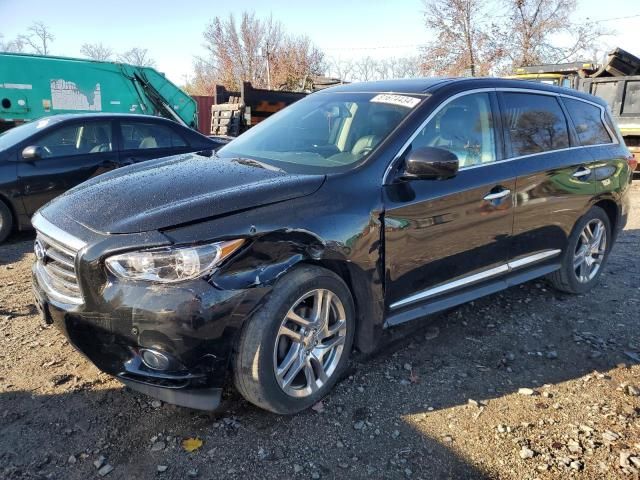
[502,93,570,157]
[563,98,612,146]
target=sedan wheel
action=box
[274,289,347,397]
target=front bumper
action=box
[32,265,270,410]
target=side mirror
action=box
[401,146,459,180]
[22,145,45,160]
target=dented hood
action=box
[39,152,325,234]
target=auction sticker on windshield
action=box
[370,94,421,109]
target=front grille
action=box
[34,232,83,305]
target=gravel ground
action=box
[1,181,639,480]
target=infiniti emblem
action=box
[34,239,46,261]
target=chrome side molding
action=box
[390,249,561,310]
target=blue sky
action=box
[1,0,639,84]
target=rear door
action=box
[383,91,516,312]
[17,119,118,215]
[117,120,192,165]
[500,91,598,264]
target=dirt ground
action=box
[1,181,639,480]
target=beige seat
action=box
[88,126,112,153]
[351,111,402,156]
[138,136,158,149]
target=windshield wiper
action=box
[231,157,285,172]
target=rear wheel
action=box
[548,206,611,294]
[233,265,355,414]
[0,200,13,244]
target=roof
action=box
[320,78,454,94]
[318,77,607,106]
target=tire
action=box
[0,200,13,244]
[548,206,611,294]
[233,265,355,414]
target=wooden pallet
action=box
[210,96,244,136]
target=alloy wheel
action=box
[273,289,347,398]
[573,218,607,283]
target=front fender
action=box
[162,197,385,354]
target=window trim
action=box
[383,87,618,184]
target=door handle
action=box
[483,189,511,201]
[572,166,591,178]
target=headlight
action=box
[105,239,244,283]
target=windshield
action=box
[218,91,423,174]
[0,117,64,151]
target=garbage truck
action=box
[507,48,640,163]
[0,52,197,133]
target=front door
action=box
[17,119,118,216]
[383,91,515,311]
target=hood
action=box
[40,152,325,234]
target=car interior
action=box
[36,122,113,158]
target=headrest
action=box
[370,110,402,135]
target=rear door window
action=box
[563,98,612,146]
[502,93,569,157]
[120,122,188,150]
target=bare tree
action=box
[329,56,422,82]
[353,56,379,82]
[0,34,26,53]
[420,0,503,76]
[395,57,422,78]
[330,58,356,82]
[80,42,114,61]
[502,0,611,67]
[18,21,54,55]
[270,35,326,90]
[197,12,325,91]
[199,12,280,89]
[118,47,156,67]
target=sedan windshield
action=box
[217,92,423,174]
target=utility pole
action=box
[265,47,271,90]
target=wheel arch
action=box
[591,197,618,233]
[300,258,384,354]
[212,230,385,355]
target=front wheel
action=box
[548,206,611,294]
[0,200,13,244]
[233,265,355,414]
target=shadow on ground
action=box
[0,231,35,265]
[0,223,637,479]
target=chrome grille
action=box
[33,228,84,306]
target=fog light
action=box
[140,349,171,371]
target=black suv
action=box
[31,79,634,414]
[0,113,225,242]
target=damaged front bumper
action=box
[33,263,270,410]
